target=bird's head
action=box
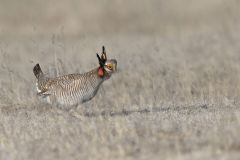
[96,46,117,79]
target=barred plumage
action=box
[33,46,117,107]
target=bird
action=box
[33,46,117,108]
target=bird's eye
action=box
[107,64,113,70]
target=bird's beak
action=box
[113,60,117,72]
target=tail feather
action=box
[33,63,44,79]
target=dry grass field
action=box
[1,0,240,160]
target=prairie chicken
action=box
[33,46,117,107]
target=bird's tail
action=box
[33,64,44,80]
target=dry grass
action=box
[1,32,240,160]
[1,1,240,160]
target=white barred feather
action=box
[36,68,104,106]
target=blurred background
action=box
[0,0,239,38]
